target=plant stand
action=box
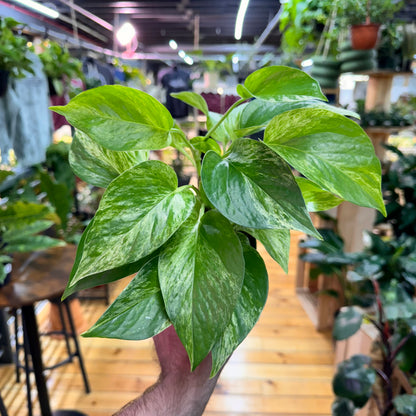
[296,241,345,332]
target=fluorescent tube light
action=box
[169,39,178,50]
[12,0,59,19]
[184,55,193,65]
[178,50,186,59]
[234,0,250,40]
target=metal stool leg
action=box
[22,317,33,416]
[0,392,8,416]
[56,302,73,363]
[63,301,90,394]
[13,310,20,383]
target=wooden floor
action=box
[0,232,334,416]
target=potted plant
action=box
[38,40,83,97]
[339,0,404,50]
[50,66,385,386]
[0,17,34,96]
[332,275,416,416]
[0,171,65,286]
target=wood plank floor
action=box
[0,232,334,415]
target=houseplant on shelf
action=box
[332,273,416,416]
[51,65,385,401]
[339,0,404,50]
[0,17,34,96]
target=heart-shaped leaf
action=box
[83,257,170,340]
[70,130,148,188]
[63,219,155,299]
[332,398,355,416]
[239,99,359,134]
[296,177,344,212]
[264,108,386,215]
[210,235,268,376]
[238,227,290,273]
[50,85,174,151]
[159,208,244,369]
[171,91,209,115]
[239,66,327,102]
[333,355,375,408]
[70,161,195,292]
[201,138,319,237]
[394,394,416,416]
[333,306,363,341]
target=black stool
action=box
[13,296,90,416]
[0,338,8,416]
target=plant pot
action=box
[350,23,381,50]
[0,70,9,97]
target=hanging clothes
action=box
[0,53,52,167]
[161,67,191,119]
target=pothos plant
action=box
[51,65,386,376]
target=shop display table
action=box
[0,245,88,416]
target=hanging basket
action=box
[350,23,381,50]
[0,70,9,97]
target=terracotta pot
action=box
[351,23,381,50]
[0,70,9,97]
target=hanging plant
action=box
[38,40,83,96]
[0,17,34,96]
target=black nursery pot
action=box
[0,70,9,97]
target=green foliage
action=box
[38,40,83,96]
[0,195,65,283]
[377,145,416,238]
[355,99,414,128]
[51,65,385,374]
[338,0,404,25]
[333,355,376,408]
[279,0,338,58]
[0,17,34,78]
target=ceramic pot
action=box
[351,23,381,50]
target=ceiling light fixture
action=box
[178,49,186,59]
[234,0,250,40]
[169,39,178,50]
[11,0,59,19]
[116,22,136,46]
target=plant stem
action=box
[391,333,412,361]
[204,98,246,139]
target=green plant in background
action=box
[51,65,385,374]
[338,0,404,26]
[279,0,339,59]
[38,40,83,96]
[332,275,416,416]
[355,99,414,128]
[0,171,65,284]
[0,17,34,78]
[377,145,416,238]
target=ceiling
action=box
[1,0,416,59]
[1,0,283,57]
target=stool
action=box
[13,297,90,416]
[0,392,7,416]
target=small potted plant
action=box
[0,17,34,96]
[38,40,83,97]
[50,66,385,406]
[339,0,404,50]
